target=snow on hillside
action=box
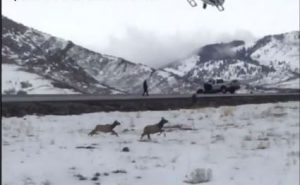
[186,59,264,83]
[147,70,197,94]
[2,64,80,94]
[264,78,300,89]
[251,31,300,73]
[3,15,199,95]
[249,69,299,88]
[3,16,299,94]
[2,102,299,185]
[164,56,200,77]
[163,31,299,91]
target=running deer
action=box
[88,120,121,136]
[140,117,168,140]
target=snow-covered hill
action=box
[2,16,196,95]
[2,64,79,94]
[2,15,299,95]
[164,32,300,90]
[2,16,117,94]
[250,31,299,73]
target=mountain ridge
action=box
[2,16,299,95]
[163,31,299,89]
[2,16,197,95]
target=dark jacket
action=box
[143,80,148,90]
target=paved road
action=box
[2,93,299,103]
[2,93,299,117]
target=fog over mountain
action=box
[3,0,299,67]
[2,16,299,95]
[103,27,257,68]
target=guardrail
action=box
[2,93,299,117]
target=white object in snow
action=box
[184,168,213,184]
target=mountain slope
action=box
[249,31,299,73]
[3,16,299,95]
[164,31,300,89]
[2,64,79,94]
[2,16,116,94]
[2,16,197,95]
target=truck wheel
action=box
[197,89,204,94]
[221,86,227,94]
[204,83,212,92]
[229,89,235,94]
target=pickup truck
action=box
[197,79,240,94]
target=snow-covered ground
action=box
[2,102,299,185]
[2,64,79,94]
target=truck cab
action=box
[197,78,240,94]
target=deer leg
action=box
[147,134,151,140]
[88,129,96,136]
[158,129,165,136]
[160,129,166,137]
[158,130,166,137]
[141,133,145,140]
[111,130,118,137]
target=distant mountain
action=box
[2,16,299,95]
[164,31,300,90]
[2,16,196,95]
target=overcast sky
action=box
[3,0,299,67]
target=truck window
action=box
[208,79,214,83]
[216,79,224,83]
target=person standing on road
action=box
[143,80,149,96]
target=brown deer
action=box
[140,117,168,140]
[88,120,121,136]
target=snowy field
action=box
[2,102,299,185]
